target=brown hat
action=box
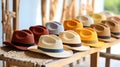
[29,25,49,44]
[102,20,120,38]
[91,23,116,42]
[3,30,35,50]
[107,16,120,24]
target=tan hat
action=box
[92,13,106,24]
[90,23,116,42]
[102,20,120,38]
[78,28,104,48]
[28,35,73,58]
[76,15,94,27]
[100,11,114,18]
[59,30,90,51]
[107,16,120,24]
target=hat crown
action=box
[38,35,63,49]
[59,30,81,44]
[12,30,34,44]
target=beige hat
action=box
[91,23,116,42]
[59,30,90,51]
[102,20,120,38]
[76,15,94,27]
[100,11,114,18]
[28,35,73,58]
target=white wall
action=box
[0,0,104,45]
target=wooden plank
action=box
[100,52,120,60]
[105,48,111,67]
[90,52,99,67]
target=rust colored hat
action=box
[79,28,104,48]
[64,19,83,30]
[3,30,35,50]
[102,20,120,38]
[29,25,49,44]
[91,23,116,42]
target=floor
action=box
[0,44,120,67]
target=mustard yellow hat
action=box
[77,28,104,48]
[92,13,106,24]
[64,19,83,30]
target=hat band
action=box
[11,41,34,47]
[82,40,98,44]
[63,43,81,47]
[98,36,111,39]
[111,32,120,35]
[38,46,64,53]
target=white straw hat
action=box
[59,30,90,51]
[28,35,73,58]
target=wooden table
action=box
[0,39,120,67]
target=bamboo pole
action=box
[41,0,47,26]
[61,0,66,24]
[50,0,58,21]
[92,0,95,13]
[71,0,77,18]
[2,0,5,42]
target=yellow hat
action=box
[78,28,104,48]
[64,19,83,30]
[92,13,106,24]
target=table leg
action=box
[90,52,99,67]
[105,47,111,67]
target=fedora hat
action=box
[101,20,120,38]
[45,21,64,35]
[92,13,106,24]
[3,30,35,50]
[100,11,114,18]
[64,19,83,30]
[78,28,104,48]
[76,15,94,27]
[107,16,120,24]
[27,35,73,58]
[29,25,49,44]
[90,23,116,42]
[59,30,90,51]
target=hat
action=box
[100,11,114,18]
[92,13,106,24]
[78,28,104,48]
[102,20,120,38]
[64,19,83,30]
[76,15,94,27]
[45,21,64,35]
[59,30,90,51]
[29,25,49,44]
[3,30,35,50]
[27,35,73,58]
[107,16,120,24]
[90,23,116,42]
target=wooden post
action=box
[13,0,19,30]
[105,47,111,67]
[90,52,99,67]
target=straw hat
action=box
[29,25,49,44]
[28,35,73,58]
[78,28,104,48]
[100,11,114,18]
[64,19,83,30]
[3,30,35,50]
[92,13,106,24]
[102,20,120,38]
[45,21,64,35]
[59,30,90,51]
[90,23,116,42]
[107,16,120,24]
[76,15,94,27]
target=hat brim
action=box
[63,45,90,51]
[98,37,116,42]
[111,34,120,39]
[27,45,73,58]
[3,41,31,50]
[82,41,105,48]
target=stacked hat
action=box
[100,11,114,18]
[3,30,35,50]
[59,30,90,51]
[45,21,64,35]
[76,15,94,27]
[29,25,49,44]
[107,16,120,24]
[90,23,116,42]
[28,35,73,58]
[77,28,104,48]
